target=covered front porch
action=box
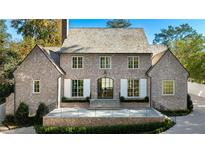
[43,107,166,126]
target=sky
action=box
[6,19,205,43]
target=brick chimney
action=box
[61,19,67,44]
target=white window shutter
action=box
[83,79,90,97]
[140,79,147,98]
[120,79,127,98]
[64,79,71,98]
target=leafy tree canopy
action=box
[106,19,131,28]
[153,23,205,82]
[153,24,198,46]
[11,19,61,46]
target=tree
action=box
[153,23,205,83]
[0,20,11,83]
[153,24,198,46]
[11,19,61,47]
[106,19,131,28]
[172,36,205,81]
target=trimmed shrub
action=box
[120,96,149,103]
[144,96,149,102]
[35,118,174,134]
[120,96,125,102]
[159,110,191,116]
[187,94,193,111]
[35,103,49,125]
[3,115,15,125]
[15,102,29,125]
[62,97,90,103]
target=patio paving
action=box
[45,107,164,118]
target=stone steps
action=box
[90,99,120,108]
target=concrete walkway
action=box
[165,94,205,134]
[0,126,36,134]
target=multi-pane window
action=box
[100,56,111,69]
[128,79,139,97]
[128,56,139,69]
[162,80,175,95]
[72,57,83,68]
[72,80,84,97]
[33,80,40,93]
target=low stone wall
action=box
[0,103,5,122]
[61,103,89,108]
[5,93,14,115]
[43,116,165,127]
[121,102,149,108]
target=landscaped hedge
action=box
[187,94,193,111]
[35,103,49,125]
[15,102,29,125]
[120,96,149,102]
[159,110,191,116]
[35,118,174,134]
[62,97,90,103]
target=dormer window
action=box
[72,56,83,69]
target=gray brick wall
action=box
[148,51,188,110]
[14,46,61,115]
[60,53,152,99]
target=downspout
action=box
[57,76,62,109]
[149,76,152,108]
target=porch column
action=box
[57,77,62,108]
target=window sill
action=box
[32,92,40,95]
[162,94,175,96]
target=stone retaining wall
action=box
[43,116,165,127]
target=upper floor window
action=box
[72,80,84,97]
[128,56,139,69]
[100,56,111,69]
[128,79,139,97]
[162,80,175,95]
[33,80,40,93]
[72,56,83,69]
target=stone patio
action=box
[43,108,166,126]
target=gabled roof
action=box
[146,49,189,76]
[43,47,61,65]
[37,45,65,75]
[148,44,168,54]
[60,28,151,54]
[13,45,65,75]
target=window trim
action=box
[71,79,84,98]
[127,56,139,69]
[127,79,140,98]
[99,56,112,69]
[162,80,175,96]
[33,80,40,94]
[71,56,84,69]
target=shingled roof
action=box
[60,28,151,54]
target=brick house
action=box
[5,20,189,115]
